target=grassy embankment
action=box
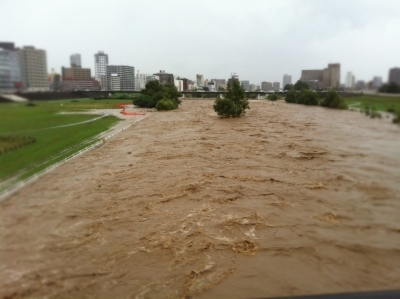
[344,95,400,112]
[0,98,130,190]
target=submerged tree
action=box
[213,80,250,118]
[321,89,348,109]
[133,80,181,110]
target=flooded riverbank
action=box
[1,100,400,299]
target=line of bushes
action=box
[132,80,181,111]
[285,89,348,109]
[0,135,36,155]
[378,82,400,94]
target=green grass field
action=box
[344,95,400,112]
[0,99,128,190]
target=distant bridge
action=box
[7,89,335,102]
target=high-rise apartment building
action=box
[301,63,341,89]
[62,66,91,81]
[0,42,22,91]
[388,67,400,84]
[107,65,135,90]
[241,80,250,91]
[273,82,280,90]
[283,74,292,88]
[196,74,204,87]
[18,45,48,90]
[70,53,81,67]
[323,63,340,89]
[95,51,109,89]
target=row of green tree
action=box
[284,80,311,91]
[378,82,400,93]
[285,88,348,109]
[132,81,181,110]
[285,89,348,109]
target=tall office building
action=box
[196,74,204,87]
[0,42,22,91]
[273,82,280,90]
[18,45,48,90]
[70,53,81,67]
[212,79,226,90]
[153,70,174,85]
[388,67,400,84]
[241,80,250,91]
[283,74,292,88]
[107,65,135,90]
[261,81,273,91]
[95,51,109,89]
[372,76,382,89]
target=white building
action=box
[146,75,159,83]
[94,51,108,90]
[208,81,216,91]
[175,78,184,91]
[345,72,355,89]
[135,72,147,91]
[110,74,121,91]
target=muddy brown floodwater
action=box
[1,100,400,299]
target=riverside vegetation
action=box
[213,80,250,118]
[132,80,181,111]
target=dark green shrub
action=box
[297,90,319,105]
[133,81,181,110]
[213,80,249,118]
[370,109,382,119]
[246,94,257,99]
[285,88,297,103]
[393,112,400,123]
[267,94,280,101]
[112,93,134,99]
[321,90,348,109]
[133,95,156,108]
[156,98,177,111]
[213,98,235,117]
[387,107,396,113]
[294,80,309,91]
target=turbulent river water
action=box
[1,100,400,299]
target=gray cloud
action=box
[1,0,399,85]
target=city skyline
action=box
[1,0,399,85]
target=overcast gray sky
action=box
[1,0,399,85]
